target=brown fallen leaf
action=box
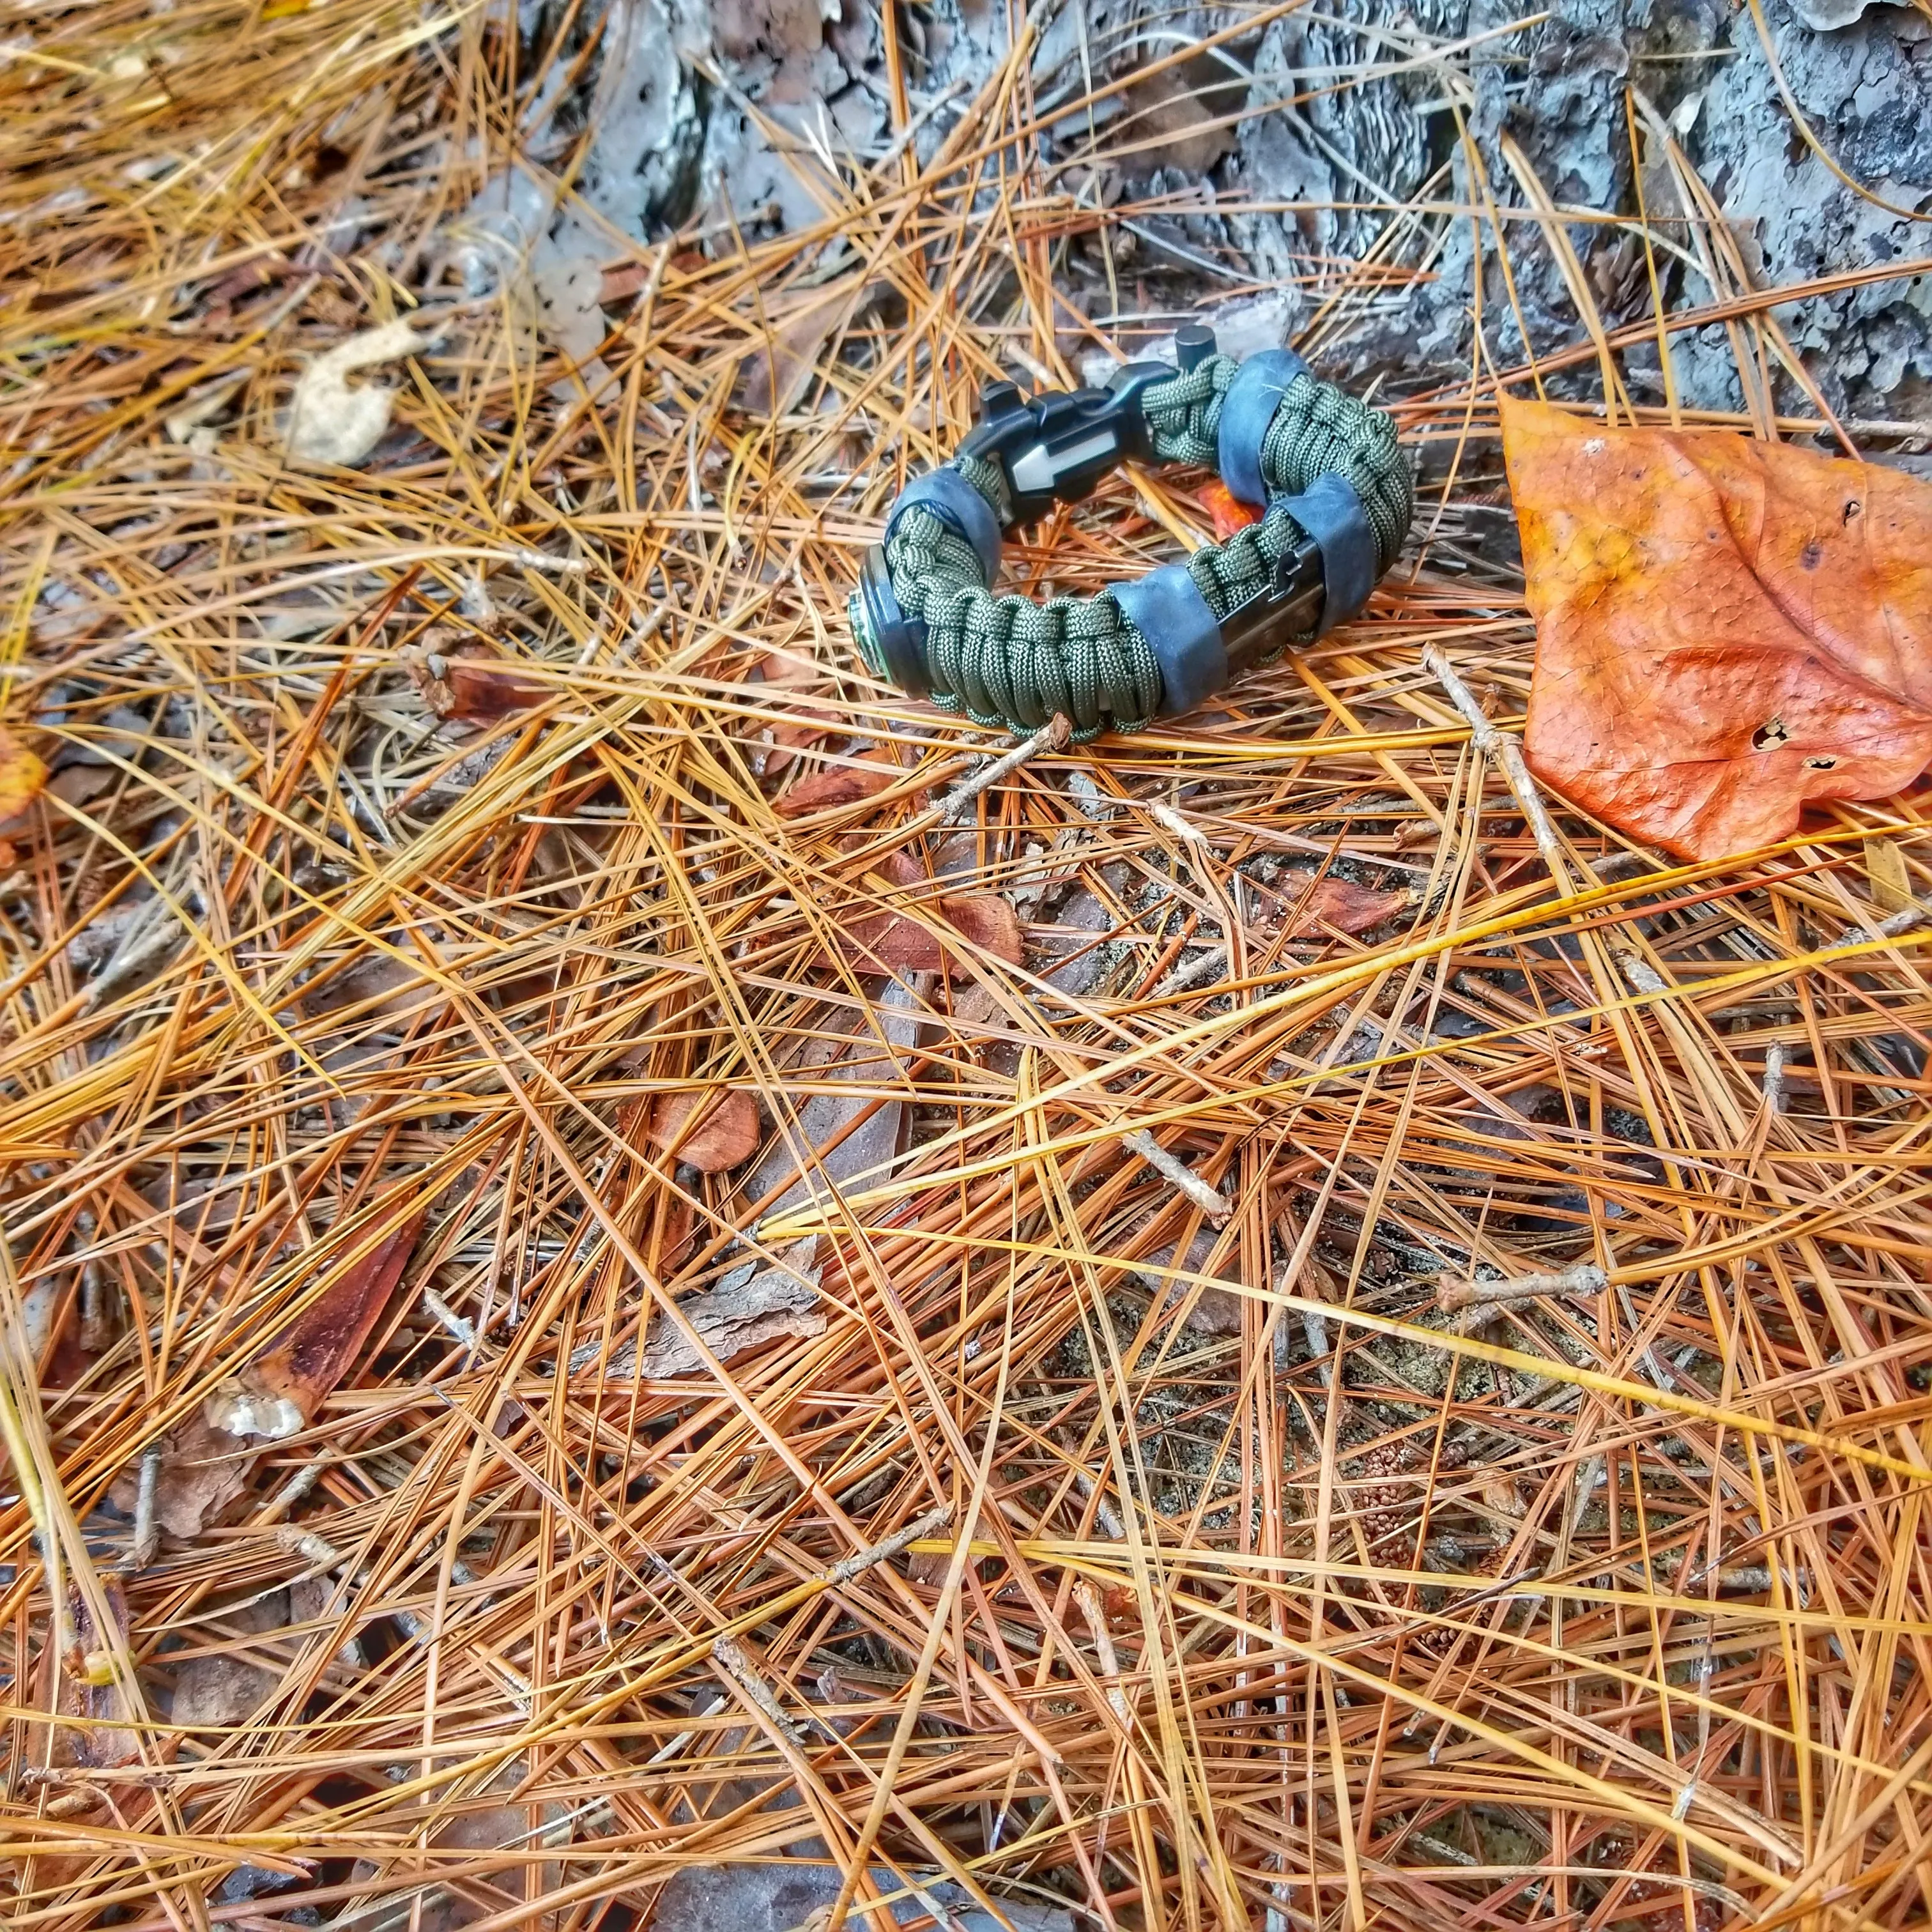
[748,649,836,778]
[1505,397,1932,860]
[213,1213,425,1439]
[0,726,48,822]
[762,717,832,778]
[406,639,551,721]
[934,890,1025,962]
[838,852,1024,978]
[114,1213,424,1540]
[773,751,903,818]
[735,275,864,417]
[747,981,924,1223]
[1257,871,1411,938]
[649,1088,761,1172]
[1118,56,1237,180]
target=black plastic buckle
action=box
[958,361,1172,526]
[1220,528,1326,677]
[852,544,930,696]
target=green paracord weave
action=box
[880,353,1413,740]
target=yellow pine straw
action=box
[763,832,1932,1238]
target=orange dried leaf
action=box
[650,1087,760,1172]
[1506,397,1932,860]
[774,752,901,817]
[1200,480,1262,542]
[1299,875,1408,935]
[0,727,48,821]
[762,718,831,779]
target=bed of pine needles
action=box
[4,5,1932,1931]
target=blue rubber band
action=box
[1215,348,1308,507]
[885,468,1003,587]
[1280,471,1377,634]
[1112,564,1227,717]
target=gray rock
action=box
[1792,0,1882,26]
[649,1864,1076,1932]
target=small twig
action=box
[1071,1580,1130,1721]
[127,1440,162,1570]
[1154,944,1227,998]
[261,1459,326,1524]
[827,1502,953,1585]
[1830,904,1927,950]
[1618,948,1668,995]
[1762,1041,1788,1115]
[1069,1466,1126,1541]
[710,1633,813,1747]
[422,1287,476,1347]
[1438,1261,1607,1315]
[1423,645,1570,882]
[1122,1129,1232,1222]
[939,714,1071,821]
[275,1524,345,1570]
[1148,799,1209,844]
[498,548,587,576]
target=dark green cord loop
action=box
[880,351,1411,739]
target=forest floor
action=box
[3,4,1932,1931]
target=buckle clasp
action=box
[958,361,1172,526]
[1218,528,1325,676]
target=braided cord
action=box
[883,353,1413,738]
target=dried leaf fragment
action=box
[284,318,433,467]
[643,1266,824,1377]
[933,889,1024,963]
[1506,398,1932,859]
[406,639,551,721]
[208,1213,425,1443]
[649,1088,761,1172]
[1866,836,1913,913]
[1200,480,1261,542]
[30,1581,139,1774]
[1255,871,1410,938]
[838,852,1024,977]
[774,751,903,817]
[571,1246,825,1381]
[734,275,864,416]
[111,1211,421,1539]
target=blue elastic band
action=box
[1215,347,1308,507]
[1111,564,1227,717]
[885,467,1004,587]
[1280,471,1377,634]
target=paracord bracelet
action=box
[848,322,1414,742]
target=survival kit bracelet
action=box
[849,321,1414,742]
